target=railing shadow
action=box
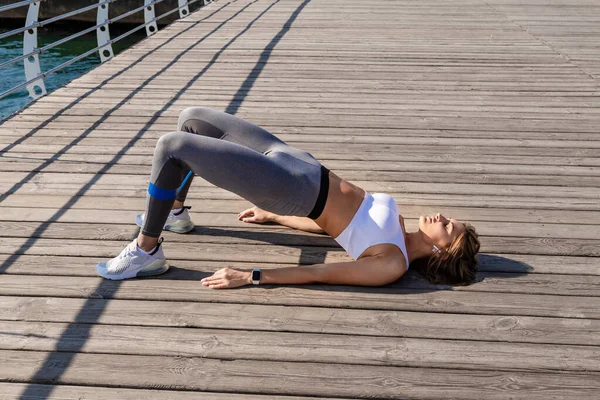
[10,0,315,398]
[0,0,243,269]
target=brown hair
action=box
[414,222,480,286]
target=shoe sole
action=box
[96,259,169,280]
[136,214,195,234]
[165,221,195,233]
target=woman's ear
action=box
[432,245,450,260]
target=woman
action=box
[96,107,480,287]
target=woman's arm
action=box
[200,254,407,289]
[238,206,325,234]
[271,214,324,234]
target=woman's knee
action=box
[177,107,212,132]
[155,131,187,156]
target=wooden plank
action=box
[64,64,599,75]
[70,74,596,88]
[2,148,597,165]
[64,69,600,81]
[10,109,600,130]
[4,186,599,211]
[3,157,599,178]
[48,83,600,96]
[2,295,599,345]
[1,349,599,399]
[7,115,600,136]
[93,56,586,65]
[2,242,600,295]
[0,209,598,239]
[2,195,600,225]
[53,77,597,91]
[19,98,600,116]
[0,383,322,400]
[63,76,597,87]
[1,218,599,256]
[6,124,599,143]
[1,274,600,319]
[3,161,598,187]
[6,117,600,146]
[2,320,599,372]
[3,160,598,188]
[2,172,599,199]
[5,142,599,158]
[476,236,600,257]
[1,250,595,276]
[32,90,600,109]
[2,230,600,266]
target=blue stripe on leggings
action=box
[148,182,177,201]
[177,170,194,194]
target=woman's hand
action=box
[201,268,251,289]
[237,206,276,224]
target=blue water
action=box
[0,28,144,121]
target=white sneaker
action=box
[136,206,195,234]
[96,238,169,280]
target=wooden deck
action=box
[1,0,600,398]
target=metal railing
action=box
[0,0,211,100]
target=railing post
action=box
[96,0,114,62]
[178,0,190,18]
[144,0,158,37]
[23,1,46,99]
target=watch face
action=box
[252,269,261,281]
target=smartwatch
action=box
[251,268,261,285]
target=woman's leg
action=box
[140,129,327,248]
[97,110,329,279]
[171,107,320,204]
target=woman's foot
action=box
[96,238,169,280]
[136,206,195,233]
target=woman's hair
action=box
[414,222,481,286]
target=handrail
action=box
[0,0,171,70]
[0,0,118,41]
[0,0,43,14]
[0,0,210,101]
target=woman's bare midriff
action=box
[314,171,405,261]
[314,171,366,238]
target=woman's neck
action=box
[405,231,432,263]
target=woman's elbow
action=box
[375,262,407,286]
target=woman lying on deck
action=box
[96,107,480,288]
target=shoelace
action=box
[119,241,138,260]
[117,238,164,261]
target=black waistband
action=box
[307,165,330,220]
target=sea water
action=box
[0,26,144,121]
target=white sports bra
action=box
[334,192,410,268]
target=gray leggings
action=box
[142,107,329,237]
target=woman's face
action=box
[419,213,465,249]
